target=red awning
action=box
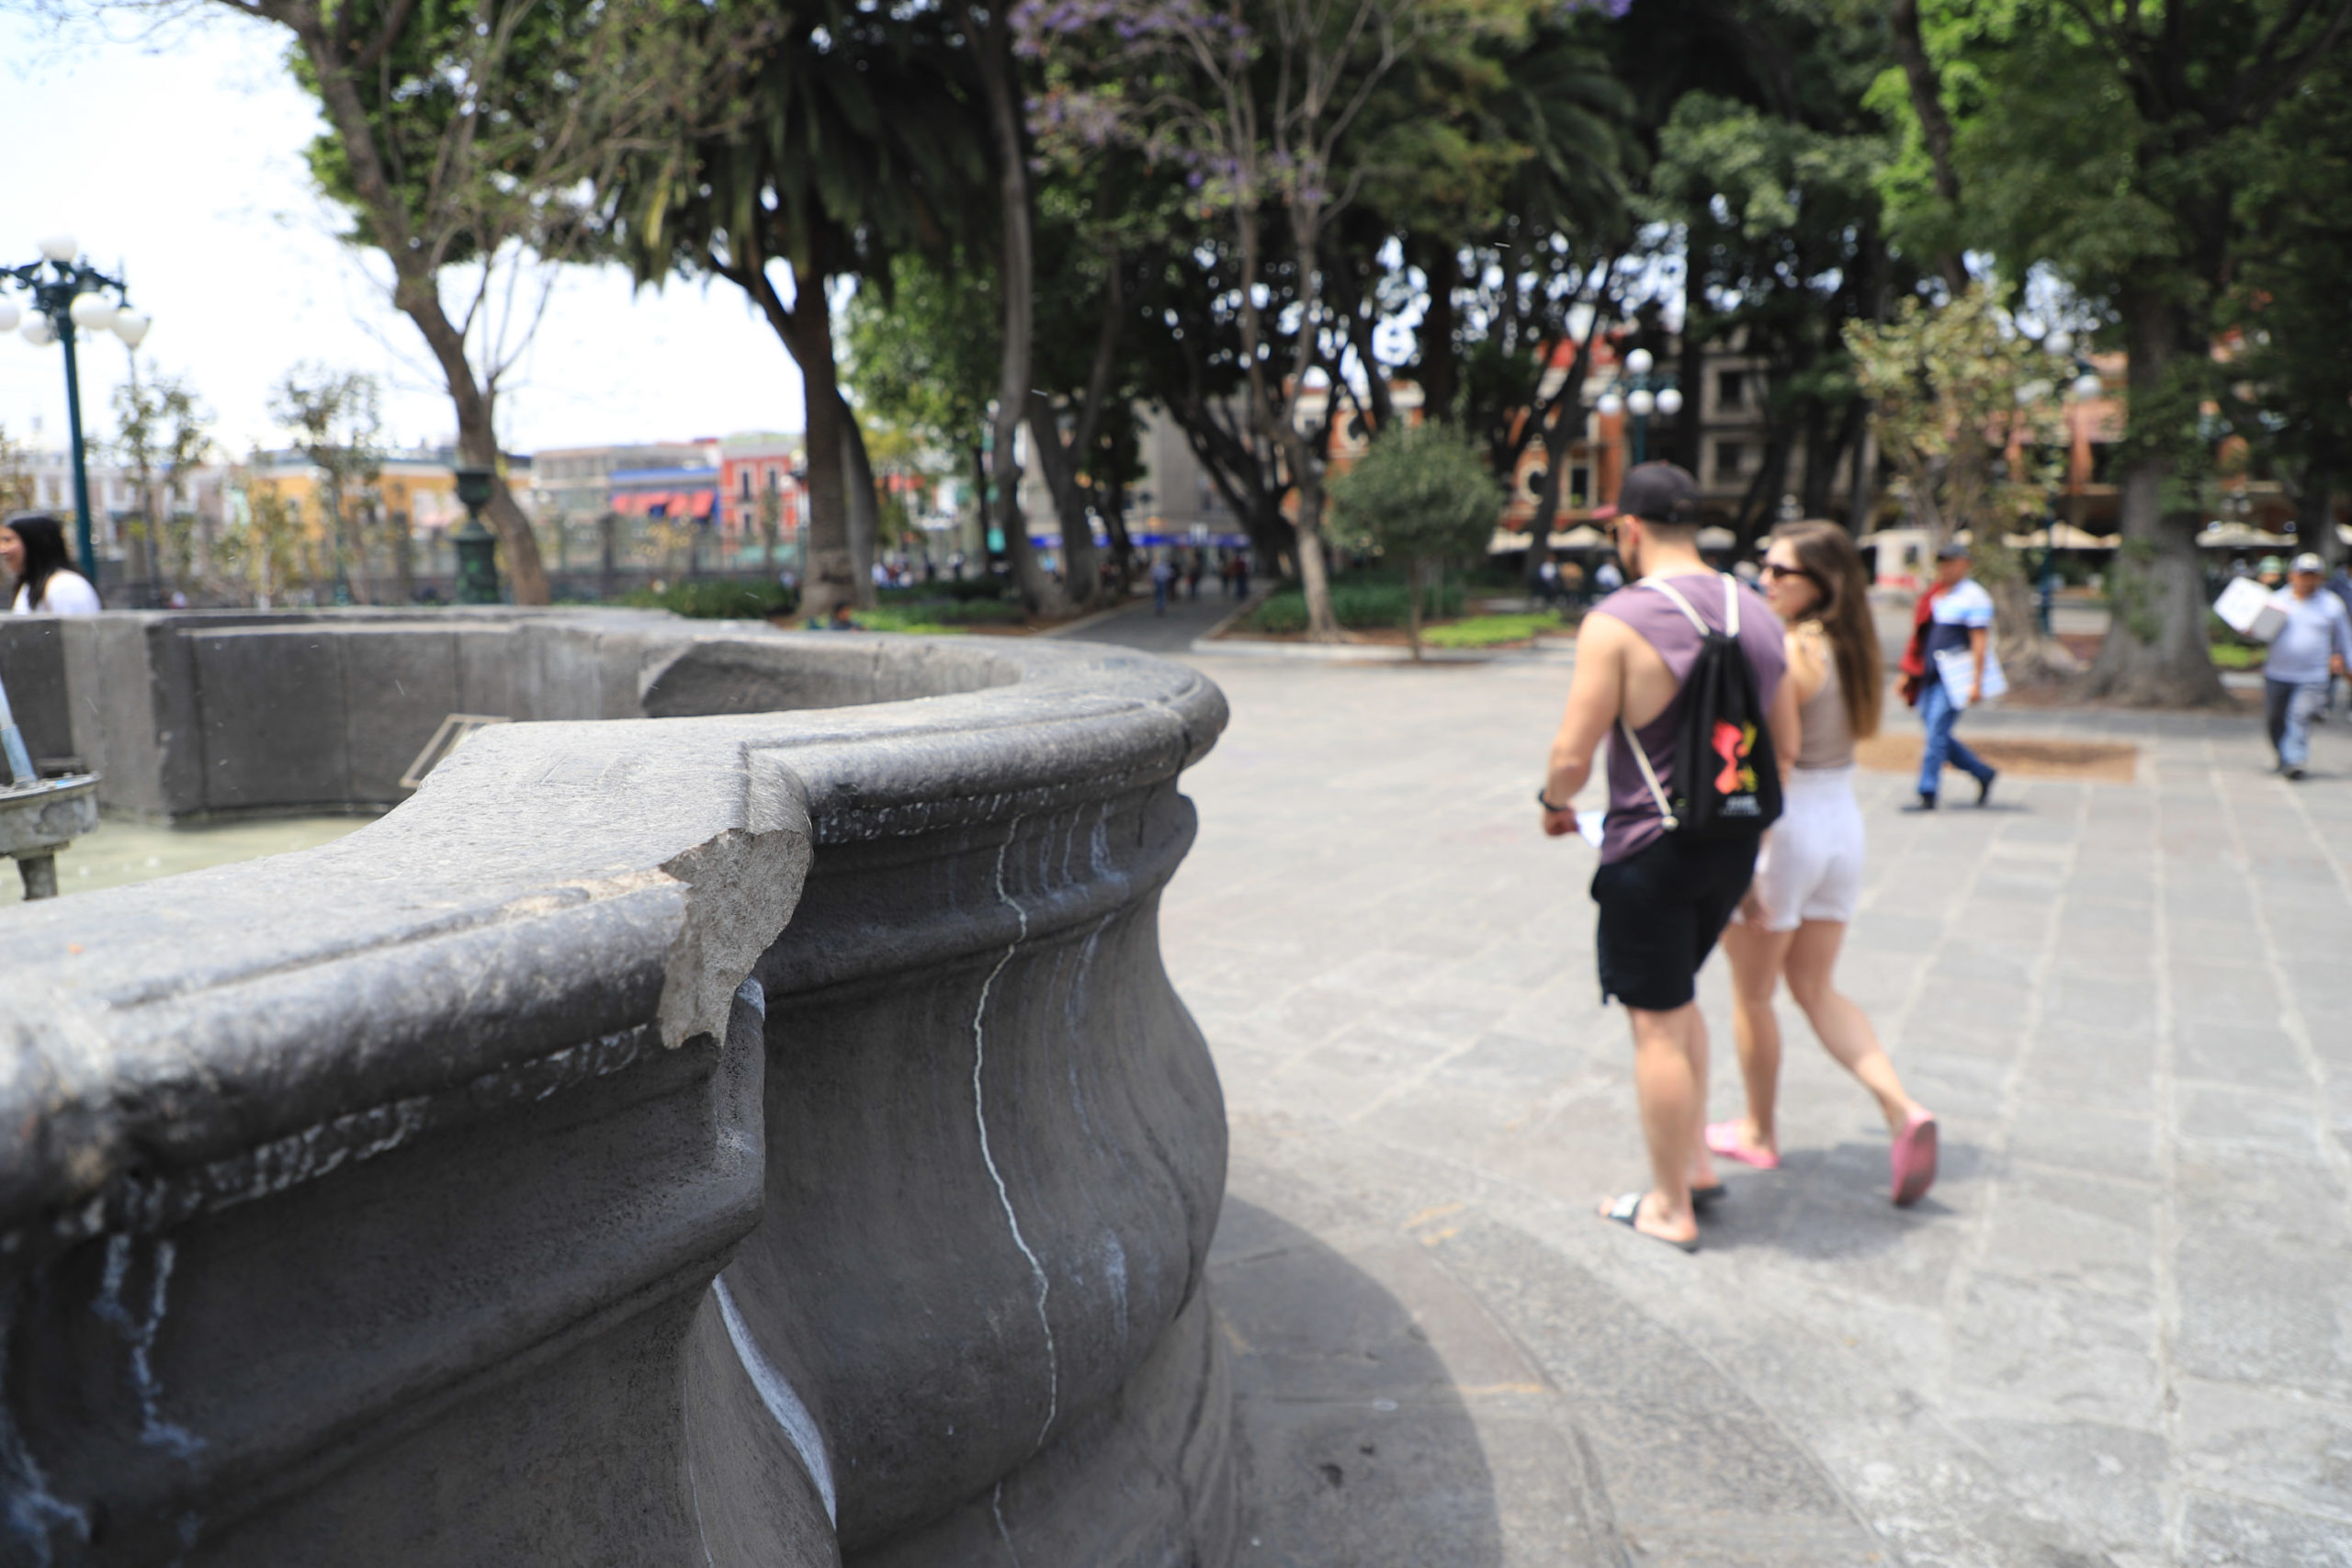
[611,489,718,518]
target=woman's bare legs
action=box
[1782,919,1927,1134]
[1718,919,1797,1158]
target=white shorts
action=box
[1751,765,1864,931]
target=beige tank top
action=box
[1794,627,1855,770]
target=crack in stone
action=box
[990,1480,1023,1567]
[93,1235,201,1461]
[974,816,1059,1453]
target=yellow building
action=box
[232,453,464,538]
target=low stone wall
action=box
[0,611,1233,1567]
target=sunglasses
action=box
[1761,561,1820,582]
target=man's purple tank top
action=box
[1591,572,1787,864]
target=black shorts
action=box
[1590,830,1761,1010]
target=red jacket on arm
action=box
[1899,581,1949,708]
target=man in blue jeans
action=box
[2264,553,2352,780]
[1905,541,1998,811]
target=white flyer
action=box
[1934,643,2007,708]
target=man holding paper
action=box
[2263,553,2352,780]
[1906,541,2000,812]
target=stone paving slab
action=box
[1075,601,2352,1567]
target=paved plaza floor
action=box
[1088,595,2352,1567]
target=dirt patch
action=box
[1855,732,2141,784]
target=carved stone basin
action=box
[0,610,1232,1568]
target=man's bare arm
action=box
[1541,615,1628,835]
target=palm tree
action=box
[604,0,983,621]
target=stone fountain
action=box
[0,662,96,898]
[0,608,1233,1568]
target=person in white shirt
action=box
[1,514,101,615]
[1907,541,1997,810]
[2264,552,2352,780]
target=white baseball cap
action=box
[2290,552,2325,574]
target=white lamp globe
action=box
[2045,329,2074,356]
[1656,386,1684,416]
[36,234,77,264]
[1596,391,1624,417]
[2071,372,2104,400]
[0,301,17,334]
[113,310,152,347]
[22,313,55,347]
[1625,347,1655,376]
[1627,388,1657,417]
[69,293,119,332]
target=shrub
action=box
[878,577,1012,604]
[622,579,796,619]
[1326,423,1500,658]
[1247,580,1464,634]
[854,596,1026,634]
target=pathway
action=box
[1075,599,2352,1568]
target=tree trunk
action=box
[2290,457,2341,570]
[964,0,1064,619]
[1023,391,1107,609]
[1416,238,1460,423]
[1973,536,2080,683]
[1294,488,1337,639]
[1406,556,1425,661]
[2082,289,2229,705]
[735,257,856,621]
[1845,423,1875,534]
[968,444,991,573]
[839,394,879,607]
[1102,470,1136,589]
[287,15,549,605]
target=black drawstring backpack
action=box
[1618,575,1782,839]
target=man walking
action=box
[1907,541,1998,811]
[1539,463,1797,1252]
[2263,553,2352,780]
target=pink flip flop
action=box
[1891,1111,1939,1207]
[1704,1120,1780,1171]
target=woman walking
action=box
[1712,522,1938,1205]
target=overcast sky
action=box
[0,10,810,459]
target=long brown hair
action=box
[1772,520,1882,740]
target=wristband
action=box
[1536,789,1573,813]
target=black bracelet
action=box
[1536,789,1573,813]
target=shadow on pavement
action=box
[1211,1199,1510,1568]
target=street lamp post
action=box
[0,235,153,581]
[452,466,501,604]
[1594,347,1684,470]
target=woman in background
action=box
[1,514,101,615]
[1712,521,1938,1206]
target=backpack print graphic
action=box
[1712,719,1762,812]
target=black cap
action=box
[1616,462,1701,525]
[1936,539,1971,560]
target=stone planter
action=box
[0,612,1232,1568]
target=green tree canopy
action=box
[1328,420,1499,658]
